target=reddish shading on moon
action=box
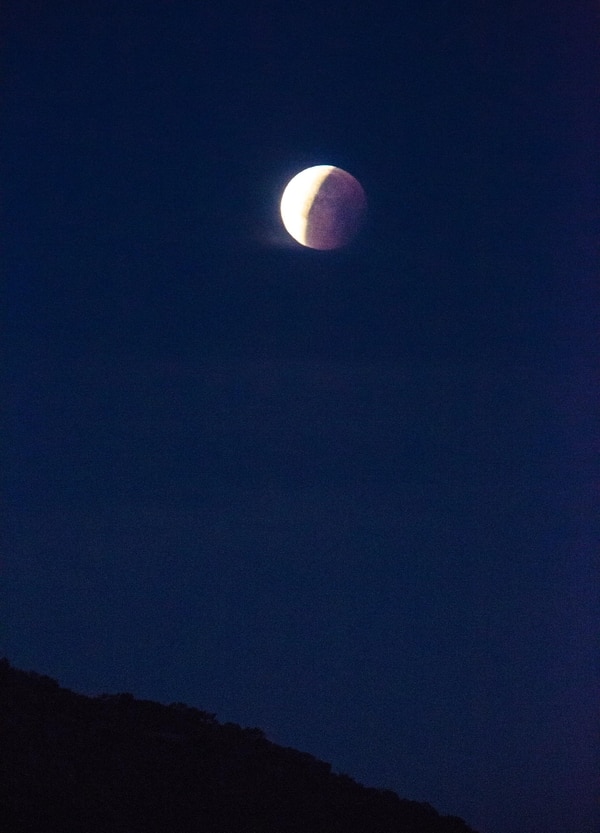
[280,165,366,250]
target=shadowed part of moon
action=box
[304,168,366,250]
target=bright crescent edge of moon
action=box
[279,165,338,247]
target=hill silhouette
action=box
[0,659,478,833]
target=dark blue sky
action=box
[4,3,598,833]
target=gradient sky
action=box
[4,3,598,833]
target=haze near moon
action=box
[280,165,366,250]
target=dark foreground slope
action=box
[0,660,478,833]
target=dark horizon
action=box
[2,658,482,833]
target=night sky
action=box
[4,3,598,833]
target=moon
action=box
[280,165,366,250]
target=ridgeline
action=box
[0,659,478,833]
